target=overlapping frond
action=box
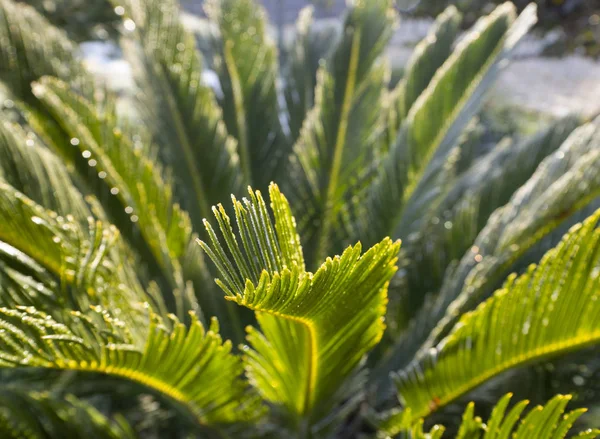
[395,210,600,419]
[32,77,194,301]
[0,121,91,222]
[287,0,397,267]
[114,0,242,226]
[421,118,600,351]
[395,116,581,328]
[359,3,536,246]
[0,306,262,425]
[379,394,600,439]
[0,179,150,331]
[382,5,461,153]
[0,390,136,439]
[205,0,289,189]
[200,184,400,427]
[0,0,91,102]
[283,6,339,143]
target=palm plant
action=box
[0,0,599,437]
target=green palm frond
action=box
[393,115,581,333]
[395,209,600,420]
[31,77,194,302]
[360,3,536,247]
[114,0,242,227]
[421,118,600,352]
[0,180,150,330]
[283,6,339,143]
[205,0,290,189]
[200,184,400,427]
[0,0,91,103]
[0,306,262,425]
[287,0,396,267]
[396,5,461,128]
[0,121,91,222]
[0,390,136,439]
[379,394,600,439]
[382,5,461,153]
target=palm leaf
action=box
[395,209,600,419]
[114,0,242,227]
[283,6,339,143]
[359,3,536,247]
[0,0,91,103]
[421,118,600,352]
[0,305,262,425]
[287,0,397,267]
[0,121,91,222]
[379,393,599,439]
[395,115,582,330]
[199,183,400,427]
[31,77,197,313]
[205,0,290,189]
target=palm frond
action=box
[200,183,400,428]
[379,393,600,439]
[381,5,461,154]
[31,77,197,311]
[421,118,600,352]
[0,390,136,439]
[0,179,151,331]
[0,305,262,425]
[0,0,91,103]
[286,0,396,267]
[205,0,290,189]
[114,0,242,227]
[283,6,340,143]
[395,115,582,330]
[0,121,91,222]
[395,209,600,419]
[359,3,536,246]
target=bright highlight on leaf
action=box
[0,307,262,425]
[200,183,400,425]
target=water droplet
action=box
[474,254,483,263]
[31,216,43,225]
[176,42,185,51]
[542,317,549,327]
[130,215,139,223]
[4,99,14,108]
[495,342,502,356]
[98,171,107,179]
[551,289,559,302]
[114,5,125,15]
[555,151,565,159]
[88,159,97,167]
[124,19,136,31]
[431,217,440,225]
[444,221,453,230]
[471,246,480,254]
[26,139,34,147]
[125,206,133,214]
[70,137,80,146]
[82,150,91,159]
[110,187,119,195]
[573,375,585,386]
[522,320,531,335]
[52,236,61,244]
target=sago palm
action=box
[0,0,599,437]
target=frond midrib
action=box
[411,330,600,421]
[232,298,318,416]
[313,28,362,264]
